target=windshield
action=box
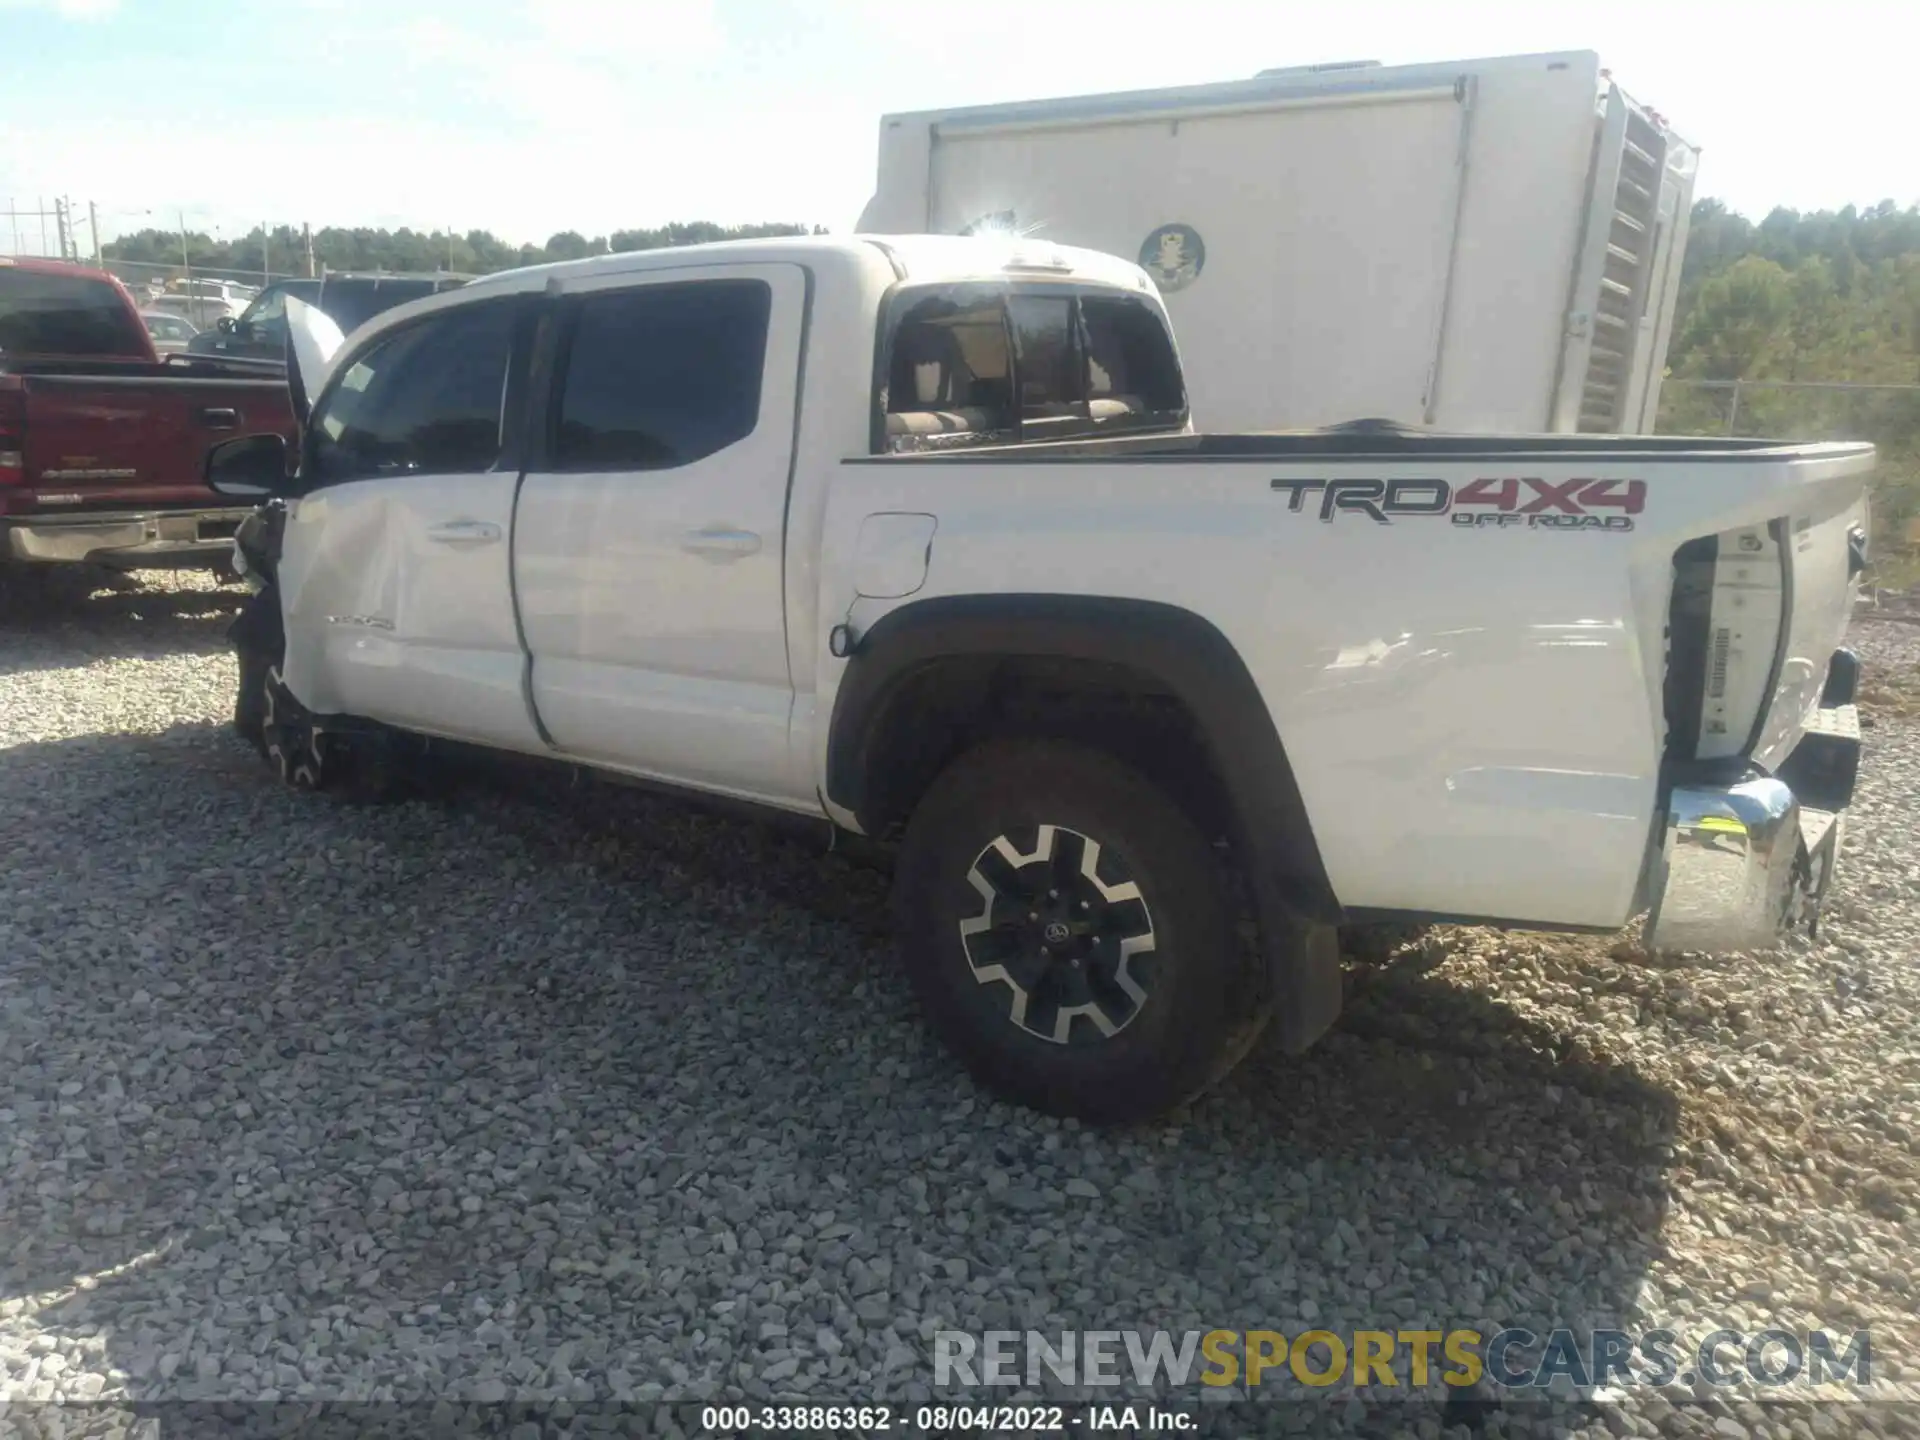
[0,267,149,358]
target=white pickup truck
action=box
[206,235,1874,1123]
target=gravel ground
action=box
[0,569,1917,1439]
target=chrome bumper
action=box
[2,508,254,566]
[1646,776,1845,953]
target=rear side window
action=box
[0,269,148,358]
[307,299,518,484]
[554,279,770,471]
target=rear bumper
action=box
[1,508,254,567]
[1646,703,1860,952]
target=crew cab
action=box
[0,256,297,570]
[205,236,1874,1123]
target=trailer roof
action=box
[879,50,1605,133]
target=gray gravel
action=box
[1,569,1918,1438]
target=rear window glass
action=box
[1009,295,1081,420]
[0,268,149,357]
[1082,295,1187,414]
[881,286,1185,451]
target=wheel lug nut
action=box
[1028,911,1038,922]
[1048,889,1058,899]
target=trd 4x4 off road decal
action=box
[1270,477,1645,532]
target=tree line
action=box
[102,221,821,278]
[1657,200,1920,564]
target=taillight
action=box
[0,380,24,486]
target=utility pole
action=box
[53,198,71,260]
[6,198,17,256]
[39,196,49,256]
[88,200,101,265]
[263,222,270,286]
[178,210,191,287]
[304,222,315,279]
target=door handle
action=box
[196,407,239,429]
[680,526,762,560]
[425,520,502,545]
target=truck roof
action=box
[457,234,1154,299]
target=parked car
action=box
[140,308,199,354]
[149,290,245,331]
[188,272,472,361]
[207,235,1872,1123]
[0,256,297,571]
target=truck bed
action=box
[826,425,1874,928]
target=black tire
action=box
[893,739,1268,1124]
[234,643,272,754]
[260,662,333,792]
[230,587,282,753]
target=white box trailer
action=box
[857,51,1698,435]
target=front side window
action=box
[307,299,517,486]
[554,279,770,471]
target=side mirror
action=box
[217,315,237,334]
[206,433,290,499]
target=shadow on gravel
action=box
[0,722,1675,1437]
[0,568,243,673]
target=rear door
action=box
[277,292,543,751]
[512,264,807,803]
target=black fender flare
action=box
[825,593,1344,1051]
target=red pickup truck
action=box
[0,256,296,570]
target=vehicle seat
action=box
[885,321,1009,442]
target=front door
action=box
[277,291,544,752]
[513,263,807,803]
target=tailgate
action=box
[18,373,294,510]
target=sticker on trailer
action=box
[1139,225,1206,293]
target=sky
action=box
[1,0,1915,254]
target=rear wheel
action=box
[893,739,1268,1123]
